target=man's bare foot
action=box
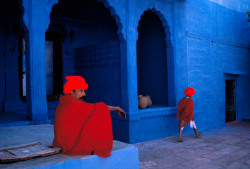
[196,132,202,138]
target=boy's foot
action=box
[196,132,202,138]
[178,138,183,142]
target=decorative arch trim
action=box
[137,8,172,47]
[46,0,124,41]
[136,7,176,107]
[97,0,125,41]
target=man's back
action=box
[53,95,113,157]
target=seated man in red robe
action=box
[53,76,126,157]
[176,87,201,142]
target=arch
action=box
[137,8,175,107]
[47,0,124,106]
[96,0,125,41]
[48,0,124,41]
[45,0,59,31]
[16,0,27,30]
[138,8,172,47]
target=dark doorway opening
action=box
[45,31,63,101]
[225,80,236,122]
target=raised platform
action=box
[0,124,139,169]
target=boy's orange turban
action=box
[63,76,88,94]
[184,87,195,96]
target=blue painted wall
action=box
[185,0,250,131]
[112,0,250,143]
[0,0,249,144]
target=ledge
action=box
[187,31,250,49]
[0,124,139,169]
[223,71,247,75]
[111,106,177,121]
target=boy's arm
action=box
[177,98,185,112]
[176,98,185,120]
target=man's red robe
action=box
[176,97,194,128]
[53,95,113,157]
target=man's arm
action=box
[107,106,126,119]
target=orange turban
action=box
[63,76,88,94]
[184,87,195,96]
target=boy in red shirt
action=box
[176,87,201,142]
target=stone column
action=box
[125,0,138,114]
[25,29,48,122]
[120,40,129,112]
[22,0,57,122]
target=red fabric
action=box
[184,87,195,96]
[176,97,194,128]
[53,95,113,157]
[63,76,88,94]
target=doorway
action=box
[225,80,236,122]
[45,31,63,101]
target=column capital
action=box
[22,0,58,32]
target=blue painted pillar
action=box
[120,40,129,112]
[23,0,57,122]
[166,42,176,107]
[126,0,138,114]
[173,2,188,101]
[25,31,47,120]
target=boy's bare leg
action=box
[178,128,183,142]
[193,128,202,138]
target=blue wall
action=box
[0,0,250,144]
[111,0,250,143]
[185,0,250,131]
[74,41,121,106]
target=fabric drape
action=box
[53,95,113,157]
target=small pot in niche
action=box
[138,95,148,109]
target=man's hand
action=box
[115,107,126,119]
[107,106,126,119]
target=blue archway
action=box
[137,8,175,108]
[48,0,125,106]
